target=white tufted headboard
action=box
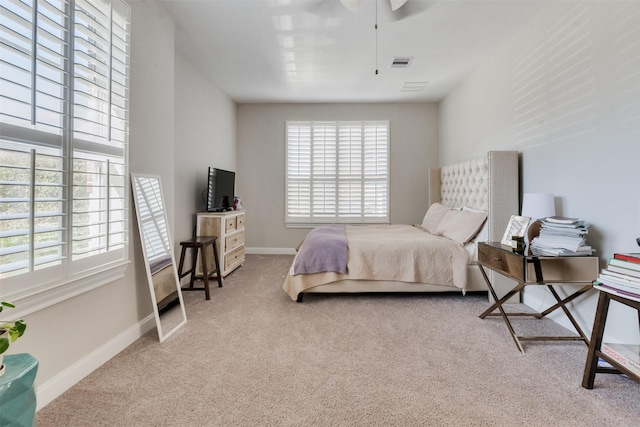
[428,151,519,243]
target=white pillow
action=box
[463,207,488,243]
[421,203,453,234]
[435,208,488,244]
[462,206,486,214]
[471,221,489,243]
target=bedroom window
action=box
[0,0,130,305]
[286,121,389,226]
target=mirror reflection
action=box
[131,174,187,342]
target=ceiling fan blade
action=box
[389,0,408,11]
[340,0,360,13]
[385,0,430,22]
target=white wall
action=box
[174,52,236,246]
[440,1,640,343]
[19,0,237,410]
[236,103,439,250]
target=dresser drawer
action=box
[236,213,245,229]
[225,246,245,270]
[225,230,244,251]
[478,243,525,282]
[225,216,237,231]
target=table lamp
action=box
[521,192,556,243]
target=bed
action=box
[282,151,519,302]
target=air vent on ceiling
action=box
[400,81,428,92]
[391,57,413,68]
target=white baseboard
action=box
[246,247,297,255]
[36,314,156,411]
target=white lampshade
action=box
[521,193,556,220]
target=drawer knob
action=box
[493,256,502,262]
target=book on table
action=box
[601,342,640,377]
[594,283,640,302]
[545,216,580,224]
[599,270,640,287]
[607,264,640,279]
[530,216,592,256]
[614,253,640,264]
[609,257,640,272]
[595,277,640,296]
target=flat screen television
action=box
[206,167,235,212]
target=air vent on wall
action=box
[391,57,413,68]
[400,82,428,92]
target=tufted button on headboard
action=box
[429,151,519,244]
[440,156,489,211]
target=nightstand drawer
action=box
[478,243,525,282]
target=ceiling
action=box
[157,0,550,103]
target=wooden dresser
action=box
[195,210,245,278]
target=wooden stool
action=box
[177,236,223,300]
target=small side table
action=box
[478,242,599,352]
[178,236,223,300]
[0,353,38,427]
[582,290,640,388]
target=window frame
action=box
[0,0,130,316]
[285,120,390,228]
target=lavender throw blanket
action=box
[293,225,348,275]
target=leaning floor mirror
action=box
[131,174,187,342]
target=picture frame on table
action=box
[501,215,531,247]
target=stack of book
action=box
[529,216,593,256]
[594,253,640,302]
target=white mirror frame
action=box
[131,173,187,342]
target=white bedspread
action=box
[282,224,470,301]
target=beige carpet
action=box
[37,254,640,426]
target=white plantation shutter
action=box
[0,148,66,279]
[286,124,311,217]
[71,0,129,266]
[363,124,388,217]
[286,121,389,225]
[0,0,130,298]
[132,176,170,263]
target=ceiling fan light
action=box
[389,0,409,12]
[339,0,360,13]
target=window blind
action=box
[286,121,389,226]
[0,0,130,296]
[132,175,171,263]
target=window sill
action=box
[3,260,130,319]
[285,220,390,229]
